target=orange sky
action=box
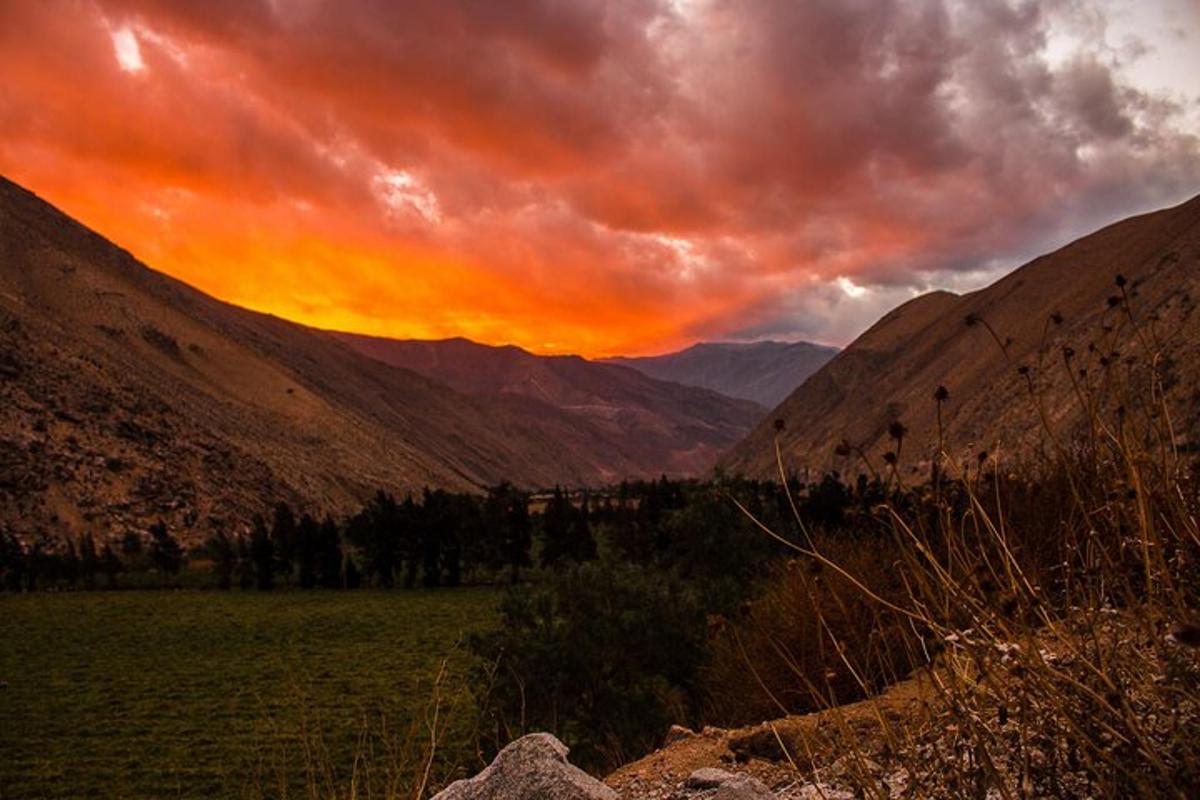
[1,0,1198,356]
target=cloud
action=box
[0,0,1196,355]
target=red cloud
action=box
[1,0,1197,356]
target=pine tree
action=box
[270,502,297,586]
[148,522,183,585]
[205,530,237,590]
[315,517,343,589]
[99,542,123,589]
[78,533,99,590]
[296,514,319,589]
[249,515,275,591]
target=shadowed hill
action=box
[333,334,766,481]
[722,194,1200,479]
[603,340,838,408]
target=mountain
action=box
[0,176,745,544]
[722,194,1200,479]
[332,333,766,480]
[604,340,838,407]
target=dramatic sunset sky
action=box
[1,1,1198,356]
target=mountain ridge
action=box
[721,193,1200,478]
[604,340,838,407]
[332,332,766,481]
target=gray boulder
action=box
[432,733,617,800]
[684,767,775,799]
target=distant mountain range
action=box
[722,193,1200,479]
[333,334,765,481]
[605,340,838,408]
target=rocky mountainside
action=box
[0,176,737,545]
[722,194,1200,479]
[333,334,766,481]
[604,341,837,408]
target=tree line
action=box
[2,476,756,592]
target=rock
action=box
[664,724,696,745]
[727,727,785,762]
[685,768,735,790]
[431,733,616,800]
[683,768,775,799]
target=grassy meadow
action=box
[0,589,498,799]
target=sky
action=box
[1,0,1198,357]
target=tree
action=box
[61,538,81,589]
[78,533,99,590]
[271,502,298,586]
[343,555,362,589]
[204,530,237,590]
[99,542,123,590]
[417,490,445,588]
[486,483,531,584]
[148,521,184,584]
[0,532,26,592]
[249,515,275,591]
[565,500,597,564]
[538,487,574,568]
[314,517,343,589]
[346,492,402,588]
[296,514,320,589]
[235,534,254,589]
[120,531,146,573]
[470,561,706,771]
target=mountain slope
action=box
[722,195,1200,478]
[332,334,766,481]
[604,340,838,407]
[0,177,682,544]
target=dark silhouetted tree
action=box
[271,502,297,586]
[486,483,531,584]
[296,513,320,589]
[315,516,343,589]
[99,542,123,589]
[538,487,574,568]
[205,530,237,590]
[78,533,98,590]
[148,521,183,585]
[249,515,276,591]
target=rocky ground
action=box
[443,608,1200,799]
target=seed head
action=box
[934,385,950,402]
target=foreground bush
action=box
[712,286,1200,797]
[469,560,707,771]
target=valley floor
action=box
[0,590,497,799]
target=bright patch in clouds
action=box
[109,27,144,73]
[375,170,442,226]
[836,277,868,300]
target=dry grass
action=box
[718,279,1200,797]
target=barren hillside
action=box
[722,195,1200,478]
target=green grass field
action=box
[0,589,498,799]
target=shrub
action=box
[470,560,707,771]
